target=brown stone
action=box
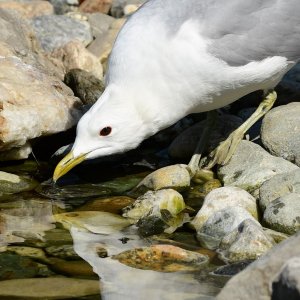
[79,0,112,14]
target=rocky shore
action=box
[0,1,299,299]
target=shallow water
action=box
[0,160,228,299]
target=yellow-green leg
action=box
[200,90,277,169]
[188,111,218,176]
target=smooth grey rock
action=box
[87,12,114,38]
[218,140,299,196]
[64,69,105,105]
[272,257,300,300]
[31,15,93,52]
[191,186,258,232]
[48,0,78,14]
[259,169,300,211]
[168,114,243,160]
[261,103,300,166]
[218,219,275,263]
[217,231,300,300]
[263,193,300,235]
[197,207,260,250]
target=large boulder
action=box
[0,9,83,160]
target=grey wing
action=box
[137,0,300,65]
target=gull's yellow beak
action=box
[53,151,87,182]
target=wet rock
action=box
[216,231,300,300]
[112,244,209,272]
[76,196,135,214]
[272,257,300,300]
[31,15,93,52]
[168,114,243,160]
[218,219,275,263]
[218,140,298,196]
[263,193,300,235]
[0,8,84,157]
[197,207,260,250]
[213,260,254,277]
[0,198,57,247]
[64,68,105,105]
[79,0,112,14]
[191,186,258,232]
[49,258,96,277]
[0,171,37,195]
[261,103,300,166]
[0,252,41,280]
[123,189,190,236]
[133,164,190,195]
[6,246,49,263]
[54,211,130,234]
[0,278,100,299]
[51,41,103,80]
[259,169,300,211]
[45,244,79,260]
[0,1,54,18]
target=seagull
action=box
[53,0,300,182]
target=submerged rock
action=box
[123,189,190,236]
[112,244,209,272]
[263,193,300,235]
[259,169,300,211]
[0,278,100,299]
[261,102,300,166]
[218,219,275,263]
[213,260,254,277]
[218,141,298,196]
[191,186,258,232]
[0,171,37,195]
[197,206,260,250]
[54,211,131,234]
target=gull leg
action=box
[200,90,277,169]
[188,110,218,176]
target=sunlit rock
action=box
[218,219,275,263]
[122,189,190,236]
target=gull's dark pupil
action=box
[100,127,112,136]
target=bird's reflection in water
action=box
[70,226,220,300]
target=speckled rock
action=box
[51,40,103,80]
[0,278,100,299]
[218,140,299,196]
[197,206,260,250]
[0,1,54,18]
[218,219,275,263]
[263,193,300,235]
[272,257,300,300]
[168,114,243,160]
[45,245,79,260]
[190,186,258,232]
[31,15,93,52]
[64,68,105,105]
[261,103,300,166]
[112,244,209,272]
[259,169,300,211]
[49,0,78,14]
[133,164,190,195]
[216,231,300,300]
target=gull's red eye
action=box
[99,126,112,136]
